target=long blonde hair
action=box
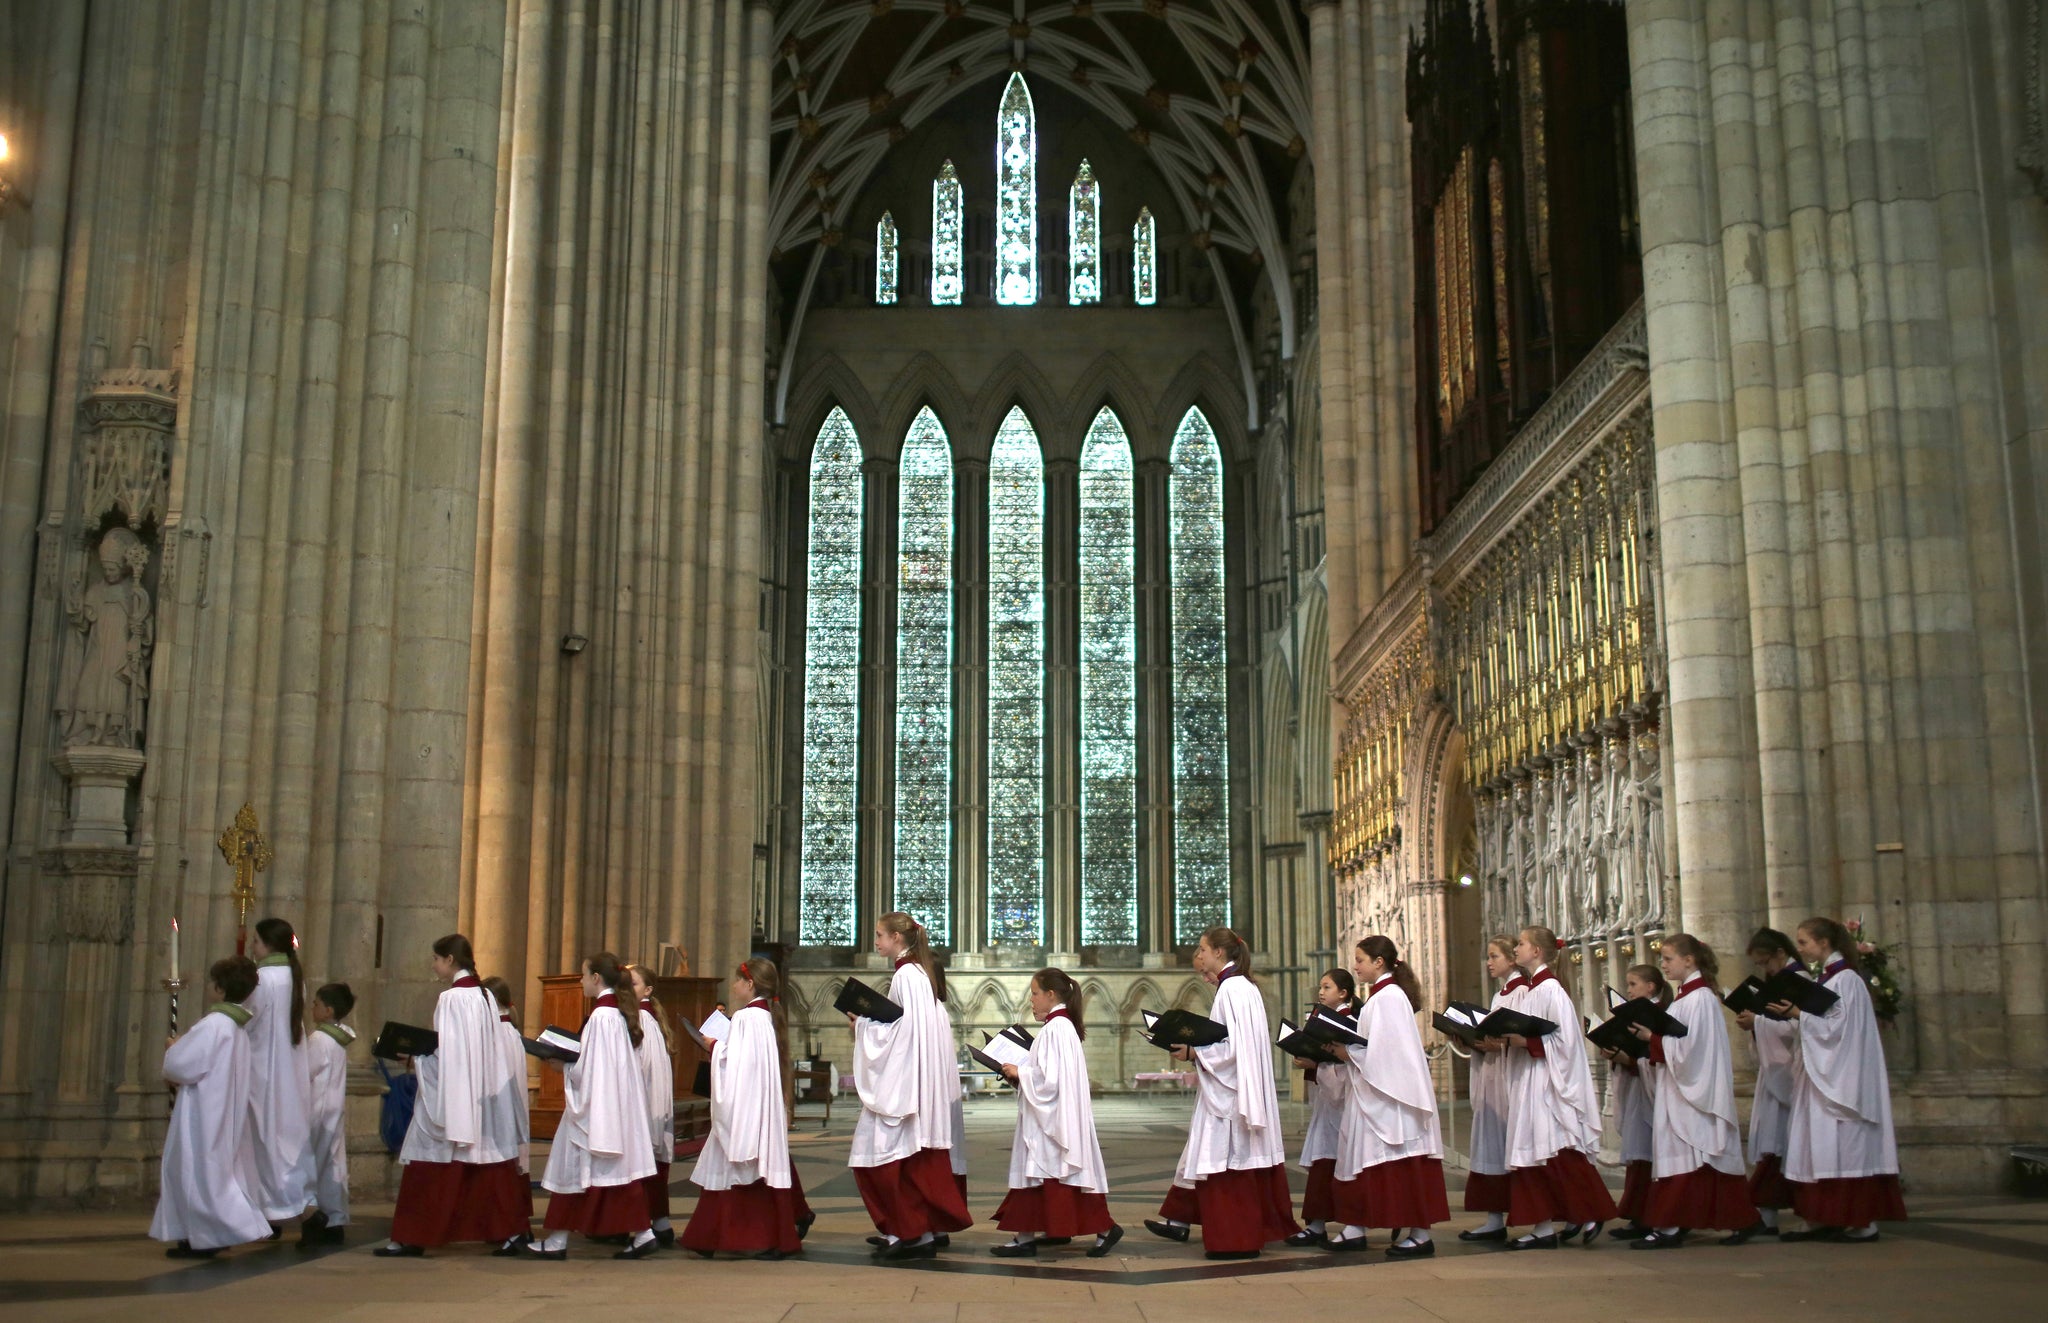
[627,963,674,1056]
[741,956,794,1107]
[877,911,945,998]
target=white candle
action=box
[170,917,179,982]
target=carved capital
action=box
[77,361,178,529]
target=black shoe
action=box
[694,1249,714,1259]
[1839,1229,1881,1244]
[1205,1249,1259,1261]
[1035,1236,1072,1246]
[266,1225,283,1242]
[880,1237,939,1261]
[1143,1218,1190,1243]
[1506,1233,1560,1251]
[1609,1224,1652,1241]
[1720,1221,1775,1246]
[613,1237,661,1260]
[1385,1238,1436,1258]
[867,1235,889,1247]
[1781,1225,1843,1243]
[373,1243,426,1258]
[989,1240,1038,1257]
[297,1225,345,1250]
[1580,1221,1606,1247]
[491,1238,526,1257]
[1086,1225,1124,1258]
[1457,1225,1508,1243]
[166,1240,220,1259]
[1325,1233,1372,1252]
[298,1211,328,1240]
[653,1227,676,1247]
[1629,1230,1687,1250]
[797,1215,815,1242]
[932,1234,950,1249]
[590,1233,630,1246]
[1284,1229,1327,1248]
[518,1243,567,1261]
[749,1248,787,1261]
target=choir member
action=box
[1599,963,1669,1241]
[1775,917,1907,1244]
[989,968,1123,1258]
[299,982,356,1247]
[1286,967,1357,1247]
[684,957,815,1258]
[377,934,528,1257]
[150,956,273,1258]
[1627,935,1758,1248]
[480,975,535,1233]
[849,911,972,1260]
[1501,925,1616,1248]
[525,952,659,1259]
[1145,927,1301,1260]
[1732,927,1802,1241]
[1458,936,1527,1241]
[1323,936,1450,1257]
[627,964,678,1246]
[246,917,314,1230]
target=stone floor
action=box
[2,1095,2042,1321]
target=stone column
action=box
[952,455,989,955]
[1133,455,1173,952]
[1042,457,1081,955]
[858,454,900,944]
[1302,0,1358,636]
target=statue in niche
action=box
[58,527,153,749]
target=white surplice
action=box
[483,1013,532,1173]
[1748,988,1804,1160]
[245,959,314,1220]
[1784,961,1899,1182]
[1006,1010,1108,1193]
[400,974,514,1166]
[1174,967,1286,1185]
[305,1022,354,1222]
[635,1005,677,1165]
[1611,1060,1654,1165]
[1647,980,1744,1178]
[1467,976,1526,1176]
[1505,967,1604,1168]
[850,961,960,1167]
[542,998,657,1193]
[692,1000,794,1190]
[1333,979,1443,1180]
[1296,1002,1354,1170]
[150,1008,273,1250]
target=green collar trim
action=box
[257,953,291,968]
[210,1002,253,1026]
[315,1022,356,1047]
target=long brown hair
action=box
[482,974,514,1015]
[432,932,478,975]
[1200,926,1254,982]
[627,963,674,1056]
[1519,925,1562,966]
[878,911,946,998]
[1624,962,1672,1006]
[741,956,795,1107]
[1797,917,1860,974]
[585,952,643,1049]
[1746,927,1798,963]
[1032,967,1086,1040]
[254,916,307,1045]
[1663,933,1721,988]
[1357,934,1422,1006]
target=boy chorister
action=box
[300,982,356,1246]
[151,956,273,1258]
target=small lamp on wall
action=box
[560,633,589,655]
[0,133,17,213]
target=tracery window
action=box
[995,74,1038,306]
[932,161,963,306]
[1133,207,1157,306]
[798,409,864,945]
[876,211,898,305]
[893,408,955,940]
[1069,160,1100,305]
[1169,407,1230,939]
[986,408,1044,944]
[1079,408,1137,945]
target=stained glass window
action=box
[1133,207,1157,306]
[995,74,1038,305]
[987,408,1044,944]
[932,162,963,306]
[1170,407,1230,939]
[799,409,864,945]
[1079,408,1137,945]
[894,408,954,941]
[876,211,898,305]
[1069,160,1100,305]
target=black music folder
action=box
[1277,1017,1343,1064]
[1300,1006,1369,1049]
[520,1025,582,1062]
[1434,1003,1559,1045]
[1140,1008,1228,1049]
[371,1021,437,1060]
[1725,968,1837,1017]
[834,976,904,1023]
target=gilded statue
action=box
[58,526,153,749]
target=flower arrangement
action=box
[1844,917,1904,1028]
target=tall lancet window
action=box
[1169,407,1230,939]
[876,211,899,305]
[1133,207,1157,306]
[1069,160,1101,305]
[987,407,1044,944]
[894,408,954,940]
[1079,408,1137,945]
[932,161,963,306]
[994,73,1038,305]
[799,408,864,945]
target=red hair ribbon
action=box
[736,963,752,981]
[1554,937,1565,950]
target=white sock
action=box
[651,1216,671,1232]
[1166,1218,1188,1229]
[1530,1219,1557,1238]
[1403,1228,1432,1245]
[1007,1234,1035,1246]
[630,1228,655,1247]
[1758,1207,1779,1228]
[1847,1223,1877,1238]
[543,1231,569,1251]
[1306,1219,1326,1234]
[1331,1224,1365,1242]
[908,1232,934,1246]
[1656,1226,1680,1236]
[1479,1212,1506,1232]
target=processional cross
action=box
[217,801,273,954]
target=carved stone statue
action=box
[58,527,153,749]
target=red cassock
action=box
[991,1009,1113,1238]
[390,973,531,1247]
[1327,976,1449,1230]
[682,999,817,1254]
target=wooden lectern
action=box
[532,972,721,1142]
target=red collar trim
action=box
[1527,968,1558,989]
[1677,977,1709,999]
[498,1013,513,1023]
[1216,965,1242,983]
[745,997,771,1011]
[893,956,916,970]
[594,992,619,1009]
[1822,958,1851,980]
[639,998,655,1011]
[453,974,481,989]
[1502,975,1529,993]
[1369,974,1396,995]
[1044,1008,1072,1025]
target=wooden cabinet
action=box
[531,972,721,1142]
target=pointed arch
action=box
[1169,406,1231,940]
[987,406,1045,946]
[1058,353,1156,461]
[797,407,865,945]
[875,353,974,453]
[894,407,955,941]
[964,977,1016,1024]
[1295,581,1333,818]
[1069,158,1101,305]
[1153,353,1250,464]
[967,351,1065,453]
[932,159,964,305]
[1119,978,1166,1020]
[876,210,899,305]
[994,73,1038,305]
[782,354,881,462]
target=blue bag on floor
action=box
[373,1056,417,1155]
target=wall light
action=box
[1457,873,1474,887]
[0,133,16,213]
[560,633,589,655]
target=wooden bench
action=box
[793,1059,834,1129]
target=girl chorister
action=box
[151,956,273,1258]
[1627,935,1759,1248]
[246,917,315,1230]
[1500,926,1617,1248]
[480,976,535,1233]
[1146,927,1301,1260]
[1323,936,1449,1258]
[989,968,1122,1258]
[683,957,816,1258]
[627,964,678,1247]
[1288,967,1357,1246]
[1776,917,1907,1244]
[1458,937,1526,1242]
[849,912,972,1260]
[1733,928,1803,1241]
[379,934,527,1257]
[525,952,659,1259]
[1599,962,1669,1241]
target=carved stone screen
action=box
[798,407,863,944]
[987,407,1044,944]
[894,407,954,940]
[1079,408,1137,945]
[1170,407,1230,939]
